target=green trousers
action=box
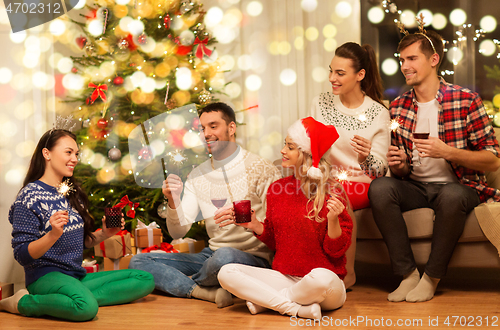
[18,269,154,322]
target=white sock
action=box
[0,289,29,314]
[246,301,267,315]
[406,273,440,302]
[388,268,420,302]
[297,303,321,320]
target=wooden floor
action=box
[2,264,500,329]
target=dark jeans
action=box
[368,177,480,278]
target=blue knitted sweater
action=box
[9,180,86,287]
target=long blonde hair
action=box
[294,148,349,222]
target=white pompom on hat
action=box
[287,117,339,179]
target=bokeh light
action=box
[335,1,352,18]
[400,10,416,28]
[312,67,328,83]
[479,39,496,56]
[245,75,262,91]
[324,39,337,52]
[305,27,319,41]
[450,9,467,26]
[432,13,447,30]
[301,0,318,12]
[49,19,66,36]
[323,24,337,38]
[417,9,433,27]
[381,58,399,76]
[219,55,235,71]
[9,31,27,43]
[175,67,192,90]
[237,54,253,71]
[205,7,224,27]
[280,69,297,86]
[447,47,463,65]
[0,68,13,84]
[246,1,263,17]
[367,6,384,24]
[480,15,497,33]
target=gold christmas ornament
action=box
[118,38,129,49]
[85,42,96,56]
[198,89,212,105]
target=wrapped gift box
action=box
[103,255,133,271]
[135,228,162,248]
[0,282,14,301]
[172,238,205,254]
[82,260,99,273]
[94,230,132,259]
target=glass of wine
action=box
[210,181,230,231]
[413,118,430,167]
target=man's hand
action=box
[387,145,409,177]
[413,136,451,159]
[162,174,183,208]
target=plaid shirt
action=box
[390,78,500,202]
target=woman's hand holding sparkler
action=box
[351,135,372,163]
[48,211,69,239]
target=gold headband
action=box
[396,13,437,55]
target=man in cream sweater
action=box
[129,102,281,308]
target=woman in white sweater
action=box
[311,42,390,288]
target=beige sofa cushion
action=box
[355,207,488,242]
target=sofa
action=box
[355,134,500,269]
[274,128,500,269]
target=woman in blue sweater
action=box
[0,127,154,321]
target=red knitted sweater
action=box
[257,176,352,279]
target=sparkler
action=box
[57,178,75,212]
[169,150,187,176]
[389,117,401,143]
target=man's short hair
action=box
[397,30,444,70]
[199,102,236,125]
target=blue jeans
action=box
[128,247,271,297]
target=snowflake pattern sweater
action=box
[257,176,353,279]
[9,180,86,287]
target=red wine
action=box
[211,199,227,208]
[413,133,429,139]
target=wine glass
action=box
[210,181,230,231]
[413,118,430,167]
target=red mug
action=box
[105,207,122,228]
[233,200,251,223]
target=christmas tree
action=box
[65,0,220,241]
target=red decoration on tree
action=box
[97,118,109,129]
[164,14,171,29]
[88,83,108,103]
[193,37,212,59]
[176,45,193,56]
[115,195,140,218]
[170,129,187,148]
[95,130,108,140]
[138,33,147,45]
[76,37,87,49]
[113,76,124,85]
[125,34,138,51]
[71,67,78,73]
[85,9,97,19]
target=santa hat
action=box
[287,117,339,179]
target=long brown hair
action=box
[23,129,95,241]
[335,42,384,105]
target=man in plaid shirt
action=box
[368,30,500,303]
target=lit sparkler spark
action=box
[336,170,350,185]
[389,118,400,133]
[57,179,75,197]
[170,150,187,164]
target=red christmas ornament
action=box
[113,76,124,85]
[191,117,200,131]
[76,37,87,49]
[86,97,92,105]
[164,14,171,29]
[125,34,138,51]
[138,147,153,161]
[85,9,97,19]
[71,67,78,73]
[96,130,108,140]
[97,118,109,129]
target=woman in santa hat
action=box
[310,42,391,288]
[217,117,352,320]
